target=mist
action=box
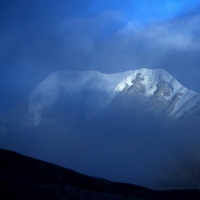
[1,1,200,111]
[1,0,200,190]
[0,114,189,189]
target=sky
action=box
[1,0,200,190]
[1,0,200,111]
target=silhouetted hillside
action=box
[1,149,200,200]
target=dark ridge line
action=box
[1,149,200,200]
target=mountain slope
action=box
[27,68,200,127]
[1,68,200,190]
[1,149,200,200]
[1,68,200,131]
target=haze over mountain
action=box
[1,1,200,113]
[1,68,200,190]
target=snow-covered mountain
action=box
[28,68,200,126]
[28,70,133,126]
[1,68,200,190]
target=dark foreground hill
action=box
[0,149,200,200]
[1,69,200,189]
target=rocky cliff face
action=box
[1,68,200,190]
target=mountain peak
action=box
[27,68,199,126]
[114,68,175,96]
[1,68,200,190]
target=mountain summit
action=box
[1,68,200,190]
[28,68,200,126]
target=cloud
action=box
[1,1,200,188]
[71,12,200,91]
[1,2,200,112]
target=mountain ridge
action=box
[1,149,200,200]
[28,68,200,126]
[1,68,200,190]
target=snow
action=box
[28,70,133,126]
[114,75,134,92]
[172,92,200,118]
[28,68,199,126]
[114,68,180,97]
[169,88,198,117]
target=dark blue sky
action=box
[1,0,200,112]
